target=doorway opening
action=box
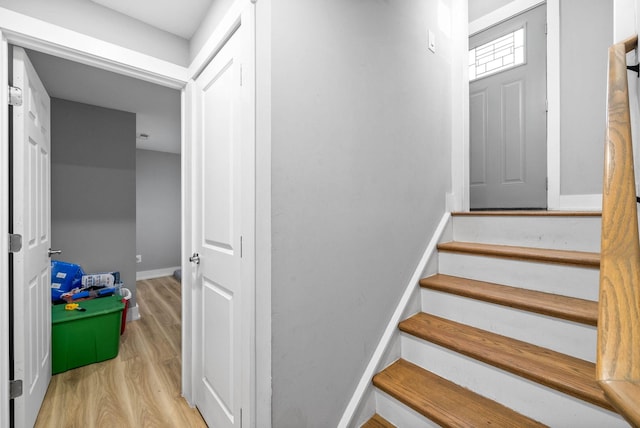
[468,4,548,210]
[8,44,185,426]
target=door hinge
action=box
[8,86,22,107]
[544,23,548,35]
[240,236,243,258]
[545,99,548,112]
[9,233,22,253]
[9,379,23,399]
[546,177,549,190]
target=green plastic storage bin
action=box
[51,295,125,374]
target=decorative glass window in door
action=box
[469,28,525,81]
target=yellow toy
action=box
[64,303,86,312]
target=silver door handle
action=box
[189,253,200,264]
[48,248,62,257]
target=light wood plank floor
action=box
[35,276,207,428]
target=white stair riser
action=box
[351,391,377,428]
[438,252,600,300]
[401,335,626,428]
[374,390,439,428]
[421,289,597,361]
[452,216,601,252]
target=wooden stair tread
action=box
[419,274,598,326]
[373,359,547,427]
[437,241,600,267]
[360,413,396,428]
[452,211,601,217]
[399,313,614,411]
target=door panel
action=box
[203,279,233,412]
[203,62,235,250]
[470,91,488,186]
[193,29,243,428]
[470,4,547,209]
[502,80,524,182]
[12,46,51,428]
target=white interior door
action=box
[11,46,51,428]
[469,4,547,209]
[192,27,245,428]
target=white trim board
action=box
[338,212,451,428]
[0,7,189,88]
[546,0,562,211]
[254,0,273,424]
[180,82,195,406]
[0,33,11,428]
[136,267,181,281]
[450,0,470,213]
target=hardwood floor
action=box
[35,276,207,428]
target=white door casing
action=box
[0,4,259,427]
[469,4,547,209]
[468,0,600,211]
[11,46,52,428]
[0,33,10,428]
[191,19,252,427]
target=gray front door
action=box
[469,4,547,209]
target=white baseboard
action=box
[136,266,181,280]
[126,303,140,322]
[338,212,451,428]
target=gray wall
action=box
[270,0,453,426]
[560,0,613,194]
[0,0,188,65]
[189,0,235,61]
[136,149,181,272]
[51,98,137,307]
[469,0,515,22]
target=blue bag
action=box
[51,261,84,303]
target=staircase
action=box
[362,212,628,427]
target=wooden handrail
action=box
[599,33,640,427]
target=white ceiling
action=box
[90,0,213,39]
[27,49,181,154]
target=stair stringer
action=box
[339,212,452,428]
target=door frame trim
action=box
[184,4,258,425]
[467,0,601,211]
[0,17,188,426]
[468,1,548,209]
[0,2,260,426]
[0,32,10,428]
[0,8,187,88]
